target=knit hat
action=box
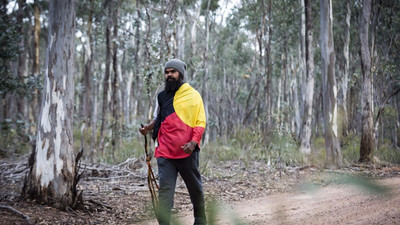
[164,59,186,79]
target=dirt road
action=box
[138,177,400,225]
[2,159,400,225]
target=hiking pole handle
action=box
[141,124,151,162]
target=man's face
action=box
[165,68,180,81]
[164,68,182,92]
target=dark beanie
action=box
[164,59,186,79]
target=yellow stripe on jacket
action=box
[173,83,206,129]
[173,83,206,145]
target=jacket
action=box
[153,83,206,159]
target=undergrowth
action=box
[0,118,33,158]
[313,131,400,166]
[200,126,302,176]
[73,123,147,164]
[2,120,400,168]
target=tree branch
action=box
[0,205,33,224]
[374,87,400,126]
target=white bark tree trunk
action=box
[298,0,307,138]
[341,0,351,137]
[189,5,201,81]
[264,0,273,124]
[81,0,94,153]
[24,0,77,208]
[201,0,212,144]
[29,0,41,134]
[359,0,374,162]
[175,7,186,60]
[290,56,300,136]
[299,0,315,156]
[320,0,342,169]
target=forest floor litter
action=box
[1,156,400,224]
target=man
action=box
[139,59,207,225]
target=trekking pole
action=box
[141,124,159,221]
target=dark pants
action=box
[157,150,206,225]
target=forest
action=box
[1,0,400,224]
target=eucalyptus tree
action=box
[236,0,272,125]
[299,0,315,156]
[296,0,306,138]
[76,0,97,155]
[30,0,42,133]
[320,0,342,168]
[188,1,202,80]
[110,0,122,156]
[359,0,374,162]
[269,0,302,134]
[373,1,400,149]
[332,0,352,137]
[24,0,79,208]
[265,0,273,124]
[211,11,253,138]
[98,0,114,154]
[342,0,351,137]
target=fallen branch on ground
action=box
[0,204,33,225]
[87,199,113,209]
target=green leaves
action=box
[0,19,20,60]
[201,0,220,15]
[0,73,42,98]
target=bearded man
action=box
[139,59,207,225]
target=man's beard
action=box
[165,77,182,92]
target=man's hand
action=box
[182,141,197,154]
[139,120,156,136]
[139,124,149,135]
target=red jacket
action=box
[154,83,206,159]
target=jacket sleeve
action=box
[153,95,160,120]
[152,94,161,141]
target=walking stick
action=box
[141,124,159,221]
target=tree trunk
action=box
[394,97,399,149]
[82,0,94,133]
[282,43,289,131]
[341,0,351,137]
[264,0,273,125]
[1,1,7,122]
[111,0,121,157]
[276,76,282,122]
[99,0,113,154]
[78,2,94,152]
[320,0,342,169]
[143,6,155,123]
[290,56,300,136]
[16,0,26,118]
[32,0,40,77]
[371,0,381,150]
[299,0,315,156]
[298,0,307,138]
[189,5,201,80]
[201,0,212,144]
[128,0,141,124]
[86,0,96,156]
[359,0,374,163]
[29,0,41,135]
[24,0,78,209]
[175,7,186,60]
